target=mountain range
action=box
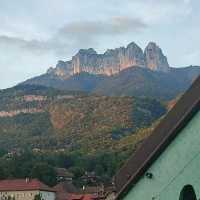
[21,42,200,101]
[46,42,170,78]
[0,41,198,152]
[0,42,197,153]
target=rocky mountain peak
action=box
[104,48,123,56]
[47,41,170,78]
[56,60,67,69]
[125,42,145,68]
[127,41,140,49]
[144,42,170,72]
[78,48,97,55]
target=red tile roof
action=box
[82,194,98,200]
[53,182,75,200]
[69,194,83,200]
[68,194,98,200]
[0,179,55,192]
[53,181,78,194]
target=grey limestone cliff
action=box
[47,42,170,79]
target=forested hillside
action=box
[0,85,166,186]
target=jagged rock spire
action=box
[144,42,170,72]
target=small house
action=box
[0,179,56,200]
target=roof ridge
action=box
[0,178,55,192]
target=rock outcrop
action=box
[47,60,73,79]
[0,108,44,117]
[72,42,145,75]
[47,42,170,78]
[144,42,170,72]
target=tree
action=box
[30,162,57,186]
[0,164,6,180]
[7,196,15,200]
[34,194,42,200]
[0,149,6,157]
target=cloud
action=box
[0,35,58,89]
[114,0,193,25]
[58,17,147,46]
[60,17,146,35]
[184,51,200,66]
[0,15,148,89]
[0,36,51,55]
[0,16,147,57]
[0,34,74,58]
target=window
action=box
[179,185,197,200]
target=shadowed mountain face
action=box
[22,66,200,101]
[20,41,200,101]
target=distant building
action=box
[55,168,74,183]
[0,179,56,200]
[68,193,98,200]
[53,181,78,200]
[114,76,200,200]
[81,185,105,200]
[81,172,99,185]
[54,181,105,200]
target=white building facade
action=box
[0,179,56,200]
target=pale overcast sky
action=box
[0,0,199,89]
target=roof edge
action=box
[115,76,200,199]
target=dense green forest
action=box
[0,148,132,187]
[0,85,166,187]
